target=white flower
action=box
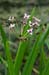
[8,16,15,22]
[24,13,27,18]
[32,22,36,26]
[11,16,15,22]
[27,28,33,35]
[9,23,15,29]
[8,16,12,21]
[24,13,30,19]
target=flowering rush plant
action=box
[0,8,49,75]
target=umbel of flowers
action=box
[8,14,41,35]
[23,13,41,35]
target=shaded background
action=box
[0,0,49,23]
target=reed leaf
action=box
[0,25,14,75]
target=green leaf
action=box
[0,56,8,68]
[0,25,14,75]
[39,45,47,75]
[14,41,28,75]
[41,58,49,75]
[45,38,49,49]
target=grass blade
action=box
[14,41,28,75]
[0,56,8,68]
[39,45,47,75]
[41,58,49,75]
[0,25,14,75]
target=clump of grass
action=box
[0,8,49,75]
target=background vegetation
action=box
[0,0,49,75]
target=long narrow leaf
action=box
[14,41,28,75]
[41,58,49,75]
[0,56,8,68]
[0,25,14,75]
[39,45,47,75]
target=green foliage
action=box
[0,8,49,75]
[0,25,14,75]
[22,25,49,75]
[45,38,49,49]
[39,45,47,75]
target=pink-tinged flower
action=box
[29,21,39,27]
[9,23,15,29]
[23,13,30,25]
[29,17,41,27]
[24,13,30,19]
[32,22,39,26]
[27,28,33,35]
[23,19,27,25]
[23,13,41,28]
[35,22,40,26]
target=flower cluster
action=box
[8,16,16,29]
[23,13,30,25]
[23,13,41,35]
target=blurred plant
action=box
[0,8,49,75]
